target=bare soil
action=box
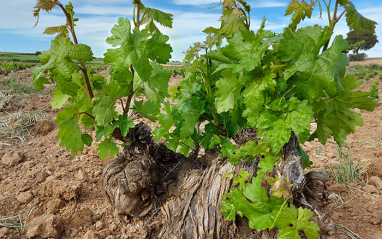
[1,58,382,238]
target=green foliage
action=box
[349,53,367,61]
[369,81,379,99]
[0,62,36,74]
[338,0,377,34]
[347,30,378,54]
[33,0,173,158]
[33,0,378,237]
[222,171,319,238]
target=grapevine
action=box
[32,0,377,238]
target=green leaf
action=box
[180,110,200,139]
[221,200,237,221]
[153,102,173,140]
[55,75,80,96]
[255,98,313,153]
[219,7,246,35]
[97,137,119,159]
[142,62,171,104]
[275,26,348,101]
[92,95,116,126]
[228,140,267,165]
[134,100,160,121]
[338,0,377,34]
[311,74,377,146]
[243,72,277,126]
[285,0,313,28]
[81,134,93,147]
[51,89,70,109]
[33,37,93,82]
[217,27,276,73]
[117,114,134,137]
[43,25,68,36]
[57,114,84,154]
[140,4,173,28]
[80,113,95,130]
[215,71,244,113]
[258,155,277,174]
[298,145,312,168]
[32,76,50,91]
[233,170,251,191]
[104,18,172,83]
[276,206,319,239]
[146,33,173,64]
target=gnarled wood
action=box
[103,123,336,238]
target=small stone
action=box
[371,216,382,225]
[369,176,382,190]
[329,184,347,193]
[363,185,379,194]
[109,223,117,232]
[1,151,25,166]
[326,152,336,159]
[77,169,87,181]
[16,191,33,204]
[0,227,10,237]
[83,230,97,239]
[25,214,63,239]
[95,221,104,231]
[47,199,65,214]
[105,236,115,239]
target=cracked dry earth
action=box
[1,59,382,239]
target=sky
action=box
[0,0,381,62]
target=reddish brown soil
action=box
[0,59,382,238]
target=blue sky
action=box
[0,0,381,61]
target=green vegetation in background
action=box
[0,52,40,62]
[0,52,106,65]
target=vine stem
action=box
[78,112,95,119]
[322,0,345,52]
[270,198,289,229]
[55,0,94,100]
[125,64,136,114]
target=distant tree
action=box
[346,30,378,54]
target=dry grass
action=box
[0,205,33,235]
[0,110,48,143]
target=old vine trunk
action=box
[102,123,335,238]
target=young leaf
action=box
[104,18,172,83]
[153,102,173,140]
[97,137,119,159]
[140,4,173,28]
[51,89,70,109]
[33,37,93,90]
[338,0,377,34]
[276,206,320,239]
[214,71,244,113]
[117,114,134,137]
[57,114,84,154]
[285,0,313,28]
[92,95,116,126]
[134,100,160,121]
[180,110,200,139]
[274,26,348,101]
